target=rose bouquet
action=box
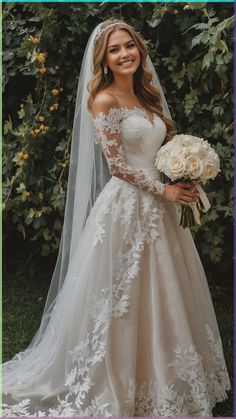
[155,134,220,228]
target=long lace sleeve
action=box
[93,109,166,196]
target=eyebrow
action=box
[107,40,134,49]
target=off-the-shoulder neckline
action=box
[93,106,158,127]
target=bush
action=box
[3,2,234,274]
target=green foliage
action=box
[3,2,233,268]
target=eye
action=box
[109,48,118,53]
[127,43,135,48]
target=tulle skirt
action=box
[3,177,231,416]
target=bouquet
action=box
[155,134,220,228]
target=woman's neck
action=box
[110,75,135,97]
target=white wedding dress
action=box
[3,107,231,416]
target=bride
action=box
[2,19,231,417]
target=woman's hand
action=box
[163,182,199,206]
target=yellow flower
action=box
[50,105,55,112]
[23,153,29,160]
[25,191,31,198]
[38,116,45,122]
[160,6,168,13]
[218,39,228,53]
[37,53,46,63]
[53,103,59,110]
[39,67,47,74]
[44,126,49,132]
[29,35,39,44]
[34,128,41,136]
[18,152,24,159]
[51,89,59,96]
[39,124,45,130]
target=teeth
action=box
[120,60,133,65]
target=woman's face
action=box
[104,29,141,77]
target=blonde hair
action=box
[87,19,175,142]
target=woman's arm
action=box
[92,93,166,196]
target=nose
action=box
[120,47,130,57]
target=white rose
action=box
[180,147,189,157]
[199,142,210,158]
[172,134,184,143]
[169,156,187,179]
[189,143,201,154]
[202,156,220,180]
[191,135,204,143]
[180,134,203,147]
[206,149,218,163]
[172,145,189,158]
[155,154,170,172]
[202,162,218,180]
[186,155,203,179]
[181,135,195,146]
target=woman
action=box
[3,19,231,417]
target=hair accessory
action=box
[94,22,131,43]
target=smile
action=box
[119,60,134,66]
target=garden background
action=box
[2,2,234,416]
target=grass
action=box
[3,272,49,361]
[210,282,234,417]
[3,270,234,417]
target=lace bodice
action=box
[93,107,167,196]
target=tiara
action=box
[94,22,131,43]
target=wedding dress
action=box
[2,106,231,416]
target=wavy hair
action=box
[87,19,175,142]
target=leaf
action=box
[184,22,209,33]
[4,117,13,134]
[191,33,204,48]
[16,182,26,193]
[17,108,25,119]
[43,228,52,241]
[17,223,26,239]
[202,51,214,69]
[33,217,46,230]
[148,18,162,29]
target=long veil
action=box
[5,21,172,358]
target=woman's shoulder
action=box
[92,90,119,118]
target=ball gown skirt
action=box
[2,107,231,416]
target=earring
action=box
[103,66,108,77]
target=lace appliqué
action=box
[90,176,163,318]
[125,324,231,417]
[3,323,230,417]
[90,177,164,247]
[93,108,166,197]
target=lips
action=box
[119,60,134,66]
